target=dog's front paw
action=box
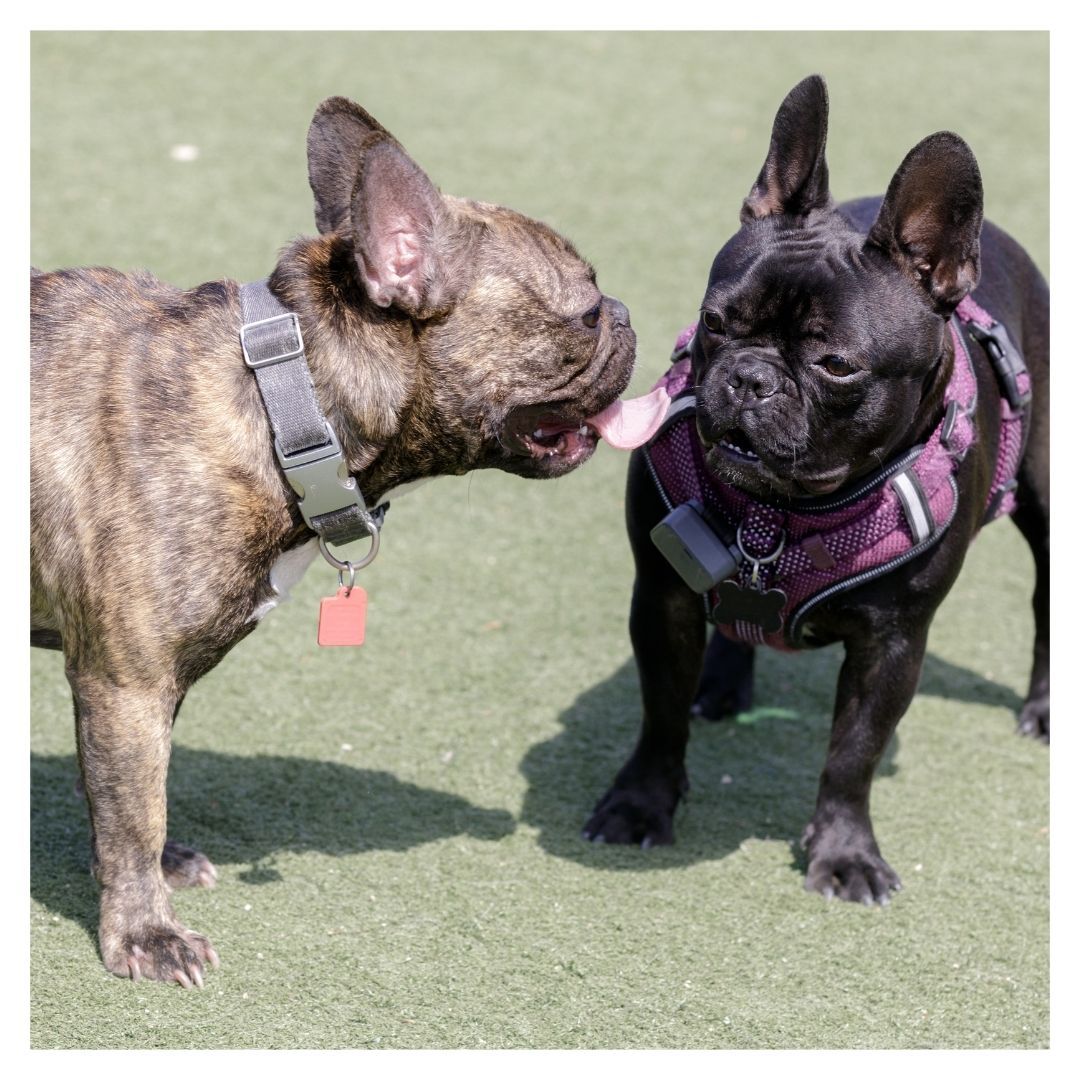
[102,920,220,988]
[1018,696,1049,743]
[583,766,688,848]
[801,820,901,905]
[162,840,218,890]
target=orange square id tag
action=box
[317,586,367,647]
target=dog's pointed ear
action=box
[742,75,832,222]
[349,137,449,318]
[865,132,983,316]
[307,97,450,318]
[307,97,390,235]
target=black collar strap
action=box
[239,279,382,565]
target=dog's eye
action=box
[701,310,724,335]
[819,355,857,378]
[581,303,602,329]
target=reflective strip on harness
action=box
[892,469,934,543]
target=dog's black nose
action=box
[728,354,781,399]
[606,298,631,328]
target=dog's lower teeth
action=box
[723,439,758,460]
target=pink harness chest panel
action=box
[644,298,1031,650]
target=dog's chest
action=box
[246,478,430,623]
[248,539,321,623]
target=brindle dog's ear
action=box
[865,132,983,317]
[348,137,451,318]
[308,97,390,235]
[307,97,451,318]
[742,75,832,222]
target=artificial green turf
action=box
[29,30,1049,1049]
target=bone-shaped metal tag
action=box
[710,579,787,633]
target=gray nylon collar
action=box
[239,278,383,566]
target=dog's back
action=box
[30,268,289,664]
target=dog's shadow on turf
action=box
[519,643,1024,872]
[30,748,515,937]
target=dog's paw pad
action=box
[1017,698,1049,743]
[805,852,901,906]
[162,840,218,890]
[583,791,677,848]
[105,923,219,987]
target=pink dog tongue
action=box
[586,384,672,450]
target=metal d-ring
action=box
[735,522,786,565]
[318,529,380,583]
[735,522,786,588]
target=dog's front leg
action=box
[801,627,927,904]
[69,669,219,986]
[583,453,705,847]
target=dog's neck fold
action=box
[265,235,458,505]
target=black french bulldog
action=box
[584,75,1048,904]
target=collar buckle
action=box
[274,425,361,524]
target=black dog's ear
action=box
[307,97,451,318]
[865,132,983,316]
[742,75,832,222]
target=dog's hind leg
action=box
[692,631,755,721]
[161,841,219,890]
[1012,423,1049,742]
[69,668,219,986]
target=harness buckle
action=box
[939,400,970,461]
[966,319,1032,411]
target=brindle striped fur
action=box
[31,98,635,986]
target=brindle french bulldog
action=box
[584,76,1048,905]
[31,97,652,985]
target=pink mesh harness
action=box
[645,297,1031,650]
